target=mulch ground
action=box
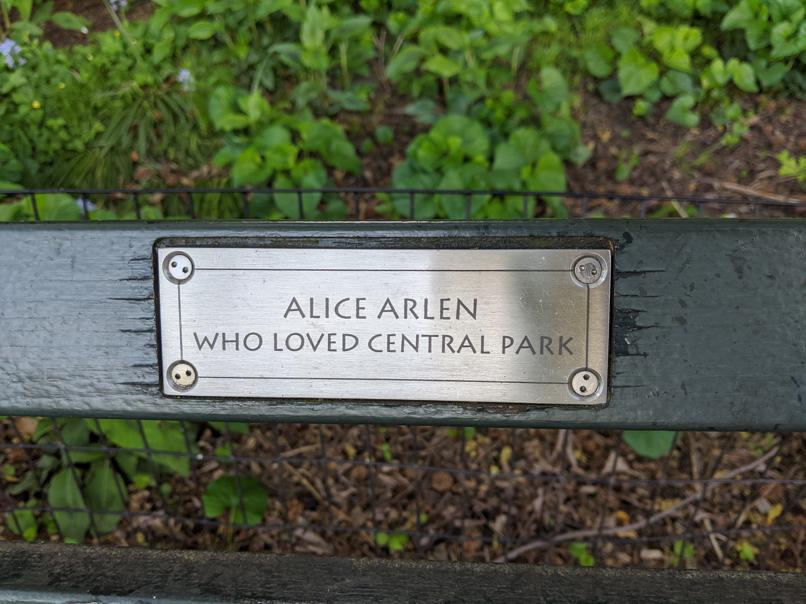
[2,421,804,571]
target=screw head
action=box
[163,251,194,284]
[572,255,606,287]
[167,360,198,391]
[569,368,601,398]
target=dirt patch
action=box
[43,0,152,47]
[2,422,803,571]
[567,93,806,205]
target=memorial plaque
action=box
[156,246,611,406]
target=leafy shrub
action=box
[157,0,376,113]
[5,418,198,543]
[390,114,568,219]
[202,475,268,525]
[208,84,360,218]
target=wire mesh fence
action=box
[1,186,805,221]
[1,187,805,571]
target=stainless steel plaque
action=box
[156,247,611,406]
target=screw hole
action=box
[185,370,191,376]
[580,386,587,393]
[182,267,189,273]
[583,374,590,380]
[174,373,180,380]
[171,261,177,268]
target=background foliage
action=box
[1,0,803,213]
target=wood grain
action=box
[1,542,804,603]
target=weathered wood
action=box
[0,542,804,603]
[0,220,803,429]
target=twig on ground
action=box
[702,178,806,203]
[495,445,780,562]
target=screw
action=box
[163,251,194,284]
[572,255,605,286]
[569,368,600,398]
[167,360,197,391]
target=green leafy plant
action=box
[389,115,568,219]
[202,475,268,525]
[623,430,677,459]
[568,541,595,567]
[671,539,695,566]
[776,150,806,186]
[209,84,359,218]
[5,417,198,542]
[375,529,410,553]
[736,539,759,563]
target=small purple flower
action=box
[75,197,98,212]
[0,38,25,69]
[177,68,194,91]
[109,0,128,12]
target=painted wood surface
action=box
[1,542,804,603]
[0,220,803,429]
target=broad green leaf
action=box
[48,468,89,543]
[437,169,469,219]
[720,0,756,32]
[141,420,194,476]
[420,26,465,50]
[702,58,730,89]
[292,158,327,216]
[610,26,641,53]
[528,151,567,217]
[203,476,268,525]
[385,47,425,81]
[493,142,525,171]
[242,92,270,124]
[50,11,90,31]
[5,505,38,542]
[187,20,219,40]
[212,144,245,167]
[391,163,438,218]
[727,59,758,92]
[38,194,82,221]
[618,48,659,96]
[173,0,205,18]
[542,115,581,158]
[583,43,615,78]
[273,174,300,218]
[660,71,694,97]
[208,421,250,434]
[533,66,569,113]
[262,142,297,172]
[94,419,145,450]
[422,54,461,79]
[232,147,268,186]
[84,460,125,534]
[208,86,236,130]
[665,94,700,127]
[753,59,790,88]
[332,15,372,39]
[14,0,33,21]
[623,430,677,459]
[326,137,361,172]
[301,4,326,50]
[432,115,490,159]
[770,21,805,59]
[94,419,194,476]
[493,128,549,171]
